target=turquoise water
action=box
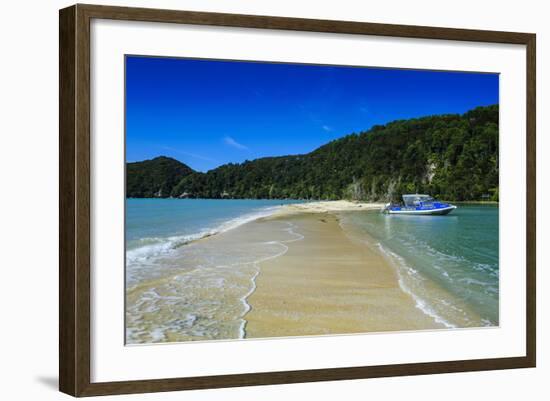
[125,200,499,343]
[340,205,499,327]
[125,199,308,343]
[127,198,305,249]
[126,198,305,283]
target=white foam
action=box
[375,242,456,329]
[127,206,283,269]
[150,328,167,342]
[238,222,305,339]
[238,268,260,339]
[217,206,282,234]
[127,214,306,343]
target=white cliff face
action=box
[426,162,437,184]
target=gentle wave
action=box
[126,206,281,269]
[340,206,499,327]
[396,234,499,301]
[238,222,305,338]
[375,242,456,328]
[126,209,305,344]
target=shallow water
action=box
[126,200,499,344]
[339,205,499,327]
[125,199,305,344]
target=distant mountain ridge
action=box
[126,104,499,202]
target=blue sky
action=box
[126,56,498,172]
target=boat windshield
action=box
[402,194,435,207]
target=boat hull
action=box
[387,205,457,215]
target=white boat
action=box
[382,194,457,215]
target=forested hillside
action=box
[126,156,195,198]
[127,105,499,202]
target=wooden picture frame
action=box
[59,3,536,397]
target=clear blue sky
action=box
[126,56,498,172]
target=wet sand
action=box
[126,203,446,344]
[245,212,444,338]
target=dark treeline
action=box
[127,104,499,202]
[126,156,195,198]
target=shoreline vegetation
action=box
[127,105,499,203]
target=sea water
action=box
[126,199,301,280]
[339,205,499,328]
[125,198,306,344]
[126,200,499,343]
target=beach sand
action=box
[126,201,447,343]
[272,199,385,216]
[245,210,444,339]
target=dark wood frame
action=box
[59,3,536,397]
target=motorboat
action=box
[382,194,457,215]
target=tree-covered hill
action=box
[127,105,499,202]
[126,156,195,198]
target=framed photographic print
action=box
[59,4,536,397]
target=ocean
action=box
[125,198,306,344]
[126,198,303,283]
[126,200,499,343]
[339,205,499,328]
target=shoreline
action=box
[244,210,444,338]
[275,200,385,216]
[128,197,498,204]
[238,222,306,338]
[126,200,493,343]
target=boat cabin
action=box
[402,194,435,207]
